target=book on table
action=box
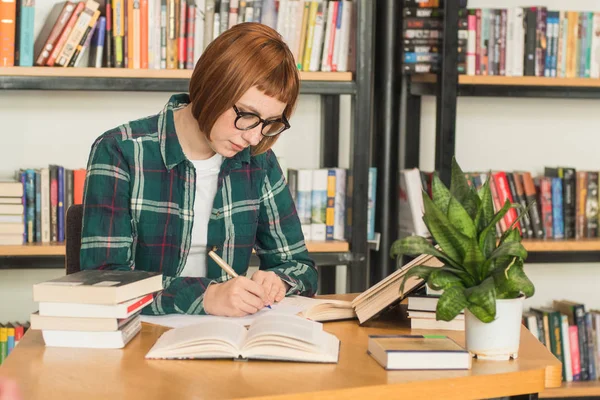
[31,270,163,349]
[145,313,340,363]
[32,270,163,305]
[351,252,444,324]
[368,334,472,370]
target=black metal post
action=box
[318,95,341,295]
[401,78,422,170]
[435,0,460,186]
[350,0,375,293]
[371,0,401,284]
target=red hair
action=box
[189,23,300,155]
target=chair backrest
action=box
[65,204,83,275]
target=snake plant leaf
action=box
[448,196,477,239]
[389,235,458,268]
[428,268,469,291]
[463,239,486,283]
[478,198,512,255]
[482,240,527,278]
[477,176,495,231]
[489,228,522,274]
[422,192,470,262]
[449,158,479,219]
[398,265,441,296]
[436,285,469,322]
[431,174,452,214]
[465,276,497,323]
[493,258,535,299]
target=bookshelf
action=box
[0,0,376,294]
[385,0,600,397]
[0,67,356,94]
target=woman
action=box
[80,23,317,317]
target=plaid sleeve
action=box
[80,134,135,272]
[80,134,217,315]
[254,151,318,297]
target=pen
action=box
[208,249,271,309]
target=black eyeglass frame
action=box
[232,105,291,137]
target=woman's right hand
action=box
[204,277,270,317]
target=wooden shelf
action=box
[541,381,600,398]
[0,67,353,81]
[522,239,600,252]
[409,74,600,99]
[0,67,355,94]
[0,240,349,257]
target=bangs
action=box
[256,61,299,116]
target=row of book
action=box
[524,301,600,382]
[287,167,376,242]
[0,322,28,366]
[401,0,468,75]
[0,0,354,72]
[0,166,86,245]
[400,167,600,241]
[406,285,465,332]
[464,7,600,78]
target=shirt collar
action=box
[159,93,252,171]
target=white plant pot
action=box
[464,296,525,361]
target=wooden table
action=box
[0,300,562,400]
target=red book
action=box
[569,325,581,381]
[492,171,522,235]
[73,169,87,205]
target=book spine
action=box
[25,169,35,243]
[17,0,34,66]
[177,0,186,69]
[586,171,599,237]
[367,167,376,241]
[58,166,65,242]
[539,177,553,239]
[573,304,589,381]
[549,311,564,374]
[46,1,86,66]
[575,171,588,239]
[524,8,536,76]
[570,324,582,381]
[0,0,16,66]
[551,177,564,239]
[560,314,573,382]
[186,0,195,69]
[35,2,75,65]
[585,313,596,381]
[41,168,50,243]
[311,169,328,241]
[0,325,6,365]
[560,167,576,239]
[296,170,312,241]
[535,7,547,77]
[512,172,533,238]
[35,170,41,242]
[325,170,335,241]
[333,169,346,241]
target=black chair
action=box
[65,204,83,275]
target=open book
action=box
[145,313,340,363]
[351,252,444,324]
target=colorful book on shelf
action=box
[145,313,340,363]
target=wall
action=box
[417,0,600,310]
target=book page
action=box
[240,314,340,363]
[145,319,248,359]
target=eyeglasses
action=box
[232,105,290,137]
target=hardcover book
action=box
[145,313,340,363]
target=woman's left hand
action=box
[251,271,288,305]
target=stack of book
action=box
[0,181,24,245]
[401,0,469,74]
[31,270,163,349]
[407,289,465,331]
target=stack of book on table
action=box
[31,270,163,348]
[407,289,465,331]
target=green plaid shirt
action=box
[80,93,317,315]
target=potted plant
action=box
[391,158,535,361]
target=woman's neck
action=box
[174,104,216,161]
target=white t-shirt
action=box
[180,152,223,277]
